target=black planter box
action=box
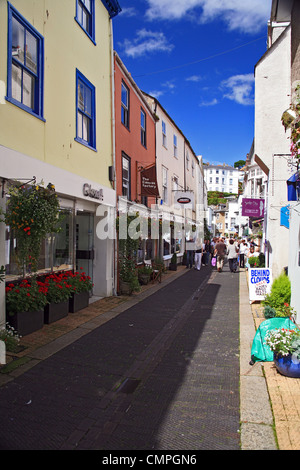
[69,291,90,313]
[44,301,69,324]
[7,309,44,336]
[169,263,177,271]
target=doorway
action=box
[75,211,94,290]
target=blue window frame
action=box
[75,0,96,44]
[6,3,44,120]
[75,69,96,150]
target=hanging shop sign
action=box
[140,164,159,197]
[242,198,264,217]
[174,191,194,210]
[83,183,104,201]
[249,268,272,302]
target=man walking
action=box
[214,237,227,272]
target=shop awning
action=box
[287,171,300,201]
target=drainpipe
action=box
[110,19,117,296]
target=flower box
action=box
[7,309,44,336]
[44,301,69,324]
[69,291,90,313]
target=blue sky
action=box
[112,0,272,167]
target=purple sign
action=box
[242,198,264,217]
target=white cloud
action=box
[221,73,254,105]
[147,90,164,99]
[186,75,203,82]
[119,7,137,17]
[145,0,272,34]
[199,98,218,106]
[119,29,174,58]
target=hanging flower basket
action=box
[1,181,62,275]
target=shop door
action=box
[75,211,94,287]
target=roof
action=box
[101,0,122,18]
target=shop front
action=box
[0,147,117,305]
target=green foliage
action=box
[234,160,246,168]
[248,254,265,268]
[262,272,291,310]
[5,279,48,315]
[2,182,62,274]
[263,305,276,319]
[117,215,140,293]
[207,191,237,206]
[171,253,177,264]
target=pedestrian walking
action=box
[239,240,247,268]
[227,239,239,272]
[186,249,194,268]
[194,247,202,271]
[214,237,227,272]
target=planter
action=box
[7,309,44,336]
[119,280,132,295]
[138,274,150,285]
[274,353,300,378]
[44,301,69,324]
[69,291,90,313]
[169,263,177,271]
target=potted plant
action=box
[265,327,300,378]
[64,269,93,313]
[169,253,177,271]
[5,280,48,336]
[42,273,72,324]
[138,265,152,285]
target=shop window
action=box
[75,69,96,150]
[5,208,74,278]
[7,3,44,120]
[75,0,95,43]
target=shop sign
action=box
[83,183,103,201]
[242,198,264,217]
[249,268,272,302]
[174,191,194,210]
[140,165,159,197]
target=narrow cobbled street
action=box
[0,264,240,450]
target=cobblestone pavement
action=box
[0,264,240,450]
[1,264,299,450]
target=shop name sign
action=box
[242,198,264,217]
[83,183,103,201]
[249,268,272,302]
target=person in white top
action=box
[239,240,248,268]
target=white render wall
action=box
[288,204,300,321]
[255,26,292,278]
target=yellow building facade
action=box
[0,0,121,322]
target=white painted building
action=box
[254,6,292,278]
[142,93,205,262]
[204,163,241,195]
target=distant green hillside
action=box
[207,191,237,206]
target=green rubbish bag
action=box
[251,317,300,363]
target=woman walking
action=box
[227,239,239,272]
